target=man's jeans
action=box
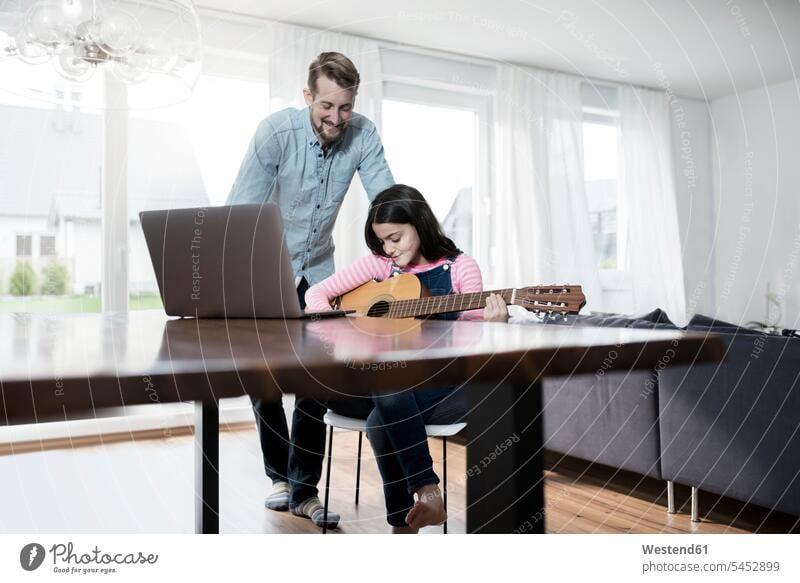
[250,278,327,507]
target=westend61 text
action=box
[642,544,708,555]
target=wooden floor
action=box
[0,425,796,534]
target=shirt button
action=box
[313,229,317,233]
[320,179,324,183]
[316,204,321,209]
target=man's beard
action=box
[313,118,346,146]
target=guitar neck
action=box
[385,289,516,319]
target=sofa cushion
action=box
[687,314,763,336]
[542,308,679,330]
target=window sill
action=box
[0,396,260,447]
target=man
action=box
[226,52,394,529]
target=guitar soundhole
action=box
[366,300,391,318]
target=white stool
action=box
[321,410,466,534]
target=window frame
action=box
[39,234,56,257]
[15,234,33,257]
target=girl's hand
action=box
[483,293,509,322]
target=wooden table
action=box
[0,311,724,534]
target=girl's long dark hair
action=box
[365,184,462,262]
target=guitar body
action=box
[338,274,427,317]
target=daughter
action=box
[305,184,507,533]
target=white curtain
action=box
[492,65,602,311]
[619,86,687,323]
[267,22,384,270]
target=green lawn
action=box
[0,294,163,313]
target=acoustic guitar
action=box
[333,273,586,319]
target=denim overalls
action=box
[397,257,459,321]
[367,256,467,526]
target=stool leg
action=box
[443,436,448,535]
[323,425,334,534]
[355,432,363,506]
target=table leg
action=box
[195,399,219,534]
[466,380,544,534]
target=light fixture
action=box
[0,0,202,109]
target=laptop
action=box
[139,203,353,319]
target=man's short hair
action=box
[307,52,360,94]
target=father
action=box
[226,51,394,529]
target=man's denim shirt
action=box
[226,107,394,285]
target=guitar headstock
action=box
[512,285,586,315]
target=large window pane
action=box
[0,96,103,312]
[582,83,622,271]
[381,98,477,255]
[128,75,269,308]
[583,120,621,270]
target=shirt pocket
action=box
[323,165,354,209]
[330,156,359,185]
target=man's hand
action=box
[483,293,509,322]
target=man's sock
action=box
[264,481,290,511]
[290,496,340,529]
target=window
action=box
[40,235,56,256]
[0,17,270,442]
[581,83,622,271]
[15,235,32,257]
[382,83,489,257]
[0,84,102,311]
[128,74,270,309]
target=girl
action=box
[305,184,507,533]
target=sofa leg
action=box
[690,486,699,522]
[666,480,675,514]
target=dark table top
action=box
[0,311,724,425]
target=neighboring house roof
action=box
[0,104,209,223]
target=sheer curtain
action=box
[619,86,687,323]
[267,22,385,269]
[492,65,601,311]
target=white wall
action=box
[710,78,800,327]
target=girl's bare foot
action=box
[405,484,447,529]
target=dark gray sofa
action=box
[658,316,800,517]
[540,310,677,480]
[538,311,800,519]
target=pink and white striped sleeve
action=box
[304,255,391,311]
[450,254,485,321]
